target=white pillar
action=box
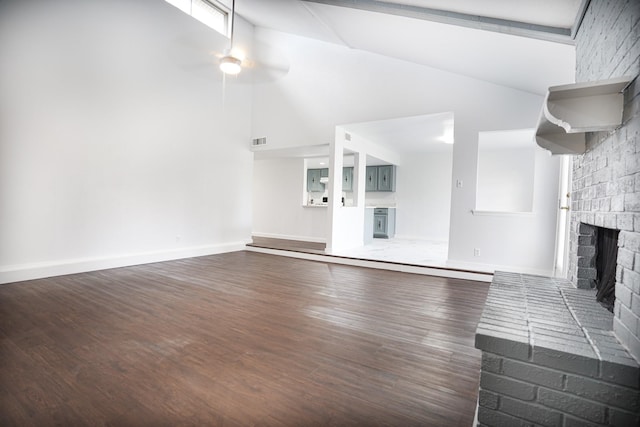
[326,132,344,253]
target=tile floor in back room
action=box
[330,238,449,267]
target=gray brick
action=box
[616,283,634,308]
[501,358,564,390]
[532,344,599,378]
[622,231,640,253]
[478,320,529,337]
[618,247,635,270]
[624,269,640,293]
[577,256,595,268]
[612,194,625,211]
[635,211,640,233]
[577,245,596,257]
[477,407,532,427]
[579,223,596,235]
[619,213,635,230]
[475,329,530,361]
[478,389,499,410]
[576,267,597,280]
[605,212,617,228]
[620,303,639,334]
[537,388,606,424]
[626,332,640,368]
[632,293,640,317]
[595,213,604,227]
[564,374,640,412]
[480,372,536,401]
[609,407,640,427]
[562,415,602,427]
[499,396,562,427]
[482,352,503,374]
[576,278,594,289]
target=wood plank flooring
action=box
[0,251,490,426]
[249,236,327,254]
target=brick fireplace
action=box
[567,0,640,362]
[475,2,640,426]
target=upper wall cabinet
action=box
[366,165,396,192]
[365,166,378,192]
[377,165,395,192]
[307,167,355,192]
[307,168,324,192]
[342,167,353,192]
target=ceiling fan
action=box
[219,0,242,75]
[166,0,289,84]
[216,0,289,83]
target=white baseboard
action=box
[251,232,326,244]
[445,259,553,277]
[246,246,494,282]
[0,241,249,285]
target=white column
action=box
[326,132,344,253]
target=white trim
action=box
[246,246,493,282]
[0,241,249,285]
[251,232,327,244]
[445,259,553,277]
[471,209,535,217]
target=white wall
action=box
[251,27,567,274]
[476,129,536,212]
[395,150,453,241]
[449,147,560,274]
[0,0,254,283]
[476,147,535,212]
[252,158,327,242]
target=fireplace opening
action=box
[595,226,619,312]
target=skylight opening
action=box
[165,0,229,36]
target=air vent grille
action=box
[345,132,352,141]
[252,137,267,146]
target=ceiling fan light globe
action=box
[220,55,242,75]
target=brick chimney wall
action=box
[568,0,640,361]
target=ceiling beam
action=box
[303,0,585,44]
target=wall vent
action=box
[345,132,351,141]
[252,137,267,147]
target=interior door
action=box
[554,156,572,277]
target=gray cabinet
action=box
[342,167,353,192]
[373,208,395,238]
[377,165,395,192]
[365,166,378,192]
[307,169,324,192]
[307,167,354,192]
[365,165,396,192]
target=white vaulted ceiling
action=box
[233,0,582,95]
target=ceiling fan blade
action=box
[237,41,290,84]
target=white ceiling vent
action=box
[536,76,633,155]
[252,137,267,147]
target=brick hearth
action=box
[475,271,639,426]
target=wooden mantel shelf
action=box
[535,76,634,155]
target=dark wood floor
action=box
[248,236,327,254]
[0,251,489,426]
